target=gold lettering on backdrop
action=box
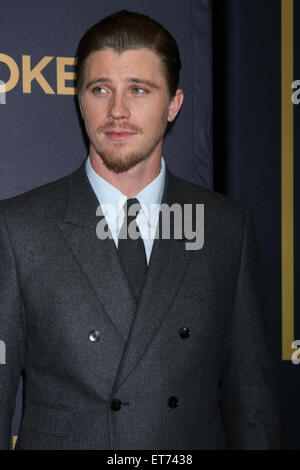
[22,55,55,94]
[281,0,295,360]
[0,54,77,95]
[56,57,76,95]
[0,53,20,91]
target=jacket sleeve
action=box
[219,207,283,449]
[0,209,26,450]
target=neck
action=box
[89,149,162,198]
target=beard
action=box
[89,122,167,174]
[95,140,162,173]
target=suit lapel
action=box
[56,163,137,342]
[113,168,191,392]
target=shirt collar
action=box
[85,155,165,227]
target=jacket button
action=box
[89,330,100,342]
[168,396,179,408]
[179,327,190,339]
[111,399,123,411]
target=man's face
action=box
[79,47,183,173]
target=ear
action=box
[167,89,184,122]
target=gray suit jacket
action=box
[0,161,282,449]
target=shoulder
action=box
[0,163,84,223]
[167,170,251,226]
[167,172,258,280]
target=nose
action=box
[107,91,130,120]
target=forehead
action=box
[83,47,166,83]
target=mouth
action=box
[104,131,136,142]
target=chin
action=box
[94,147,149,174]
[104,158,146,174]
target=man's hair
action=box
[76,10,182,100]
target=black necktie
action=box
[118,198,147,303]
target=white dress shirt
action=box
[85,156,166,265]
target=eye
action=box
[132,87,148,95]
[93,87,107,95]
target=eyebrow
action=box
[85,77,160,90]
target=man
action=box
[0,10,281,449]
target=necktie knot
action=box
[123,198,142,221]
[119,198,143,241]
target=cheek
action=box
[81,97,107,122]
[138,103,169,127]
[150,108,169,134]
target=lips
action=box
[104,131,136,141]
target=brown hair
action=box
[76,10,182,99]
